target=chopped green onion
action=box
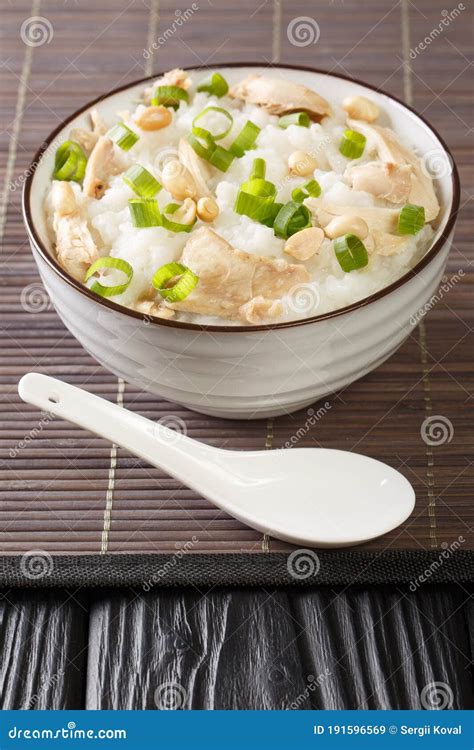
[187,134,234,172]
[197,72,229,98]
[151,85,189,109]
[162,203,195,233]
[339,129,366,159]
[260,202,284,228]
[273,201,312,238]
[208,144,234,171]
[107,123,139,152]
[292,179,321,203]
[250,158,266,180]
[123,165,161,198]
[334,233,369,272]
[85,257,133,297]
[229,120,260,157]
[278,112,311,129]
[192,106,233,141]
[152,262,199,303]
[398,203,425,235]
[129,198,162,227]
[53,141,87,183]
[235,178,277,222]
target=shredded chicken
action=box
[239,296,284,324]
[347,119,440,221]
[368,231,411,257]
[169,227,310,321]
[307,199,400,235]
[144,68,191,104]
[82,136,121,199]
[229,74,331,121]
[70,108,108,156]
[178,138,211,198]
[51,181,99,281]
[345,161,412,204]
[133,299,175,319]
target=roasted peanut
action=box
[284,227,325,261]
[342,96,379,123]
[288,150,317,177]
[324,215,369,240]
[135,106,172,131]
[161,160,197,201]
[197,196,219,222]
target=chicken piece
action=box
[229,74,331,122]
[133,299,175,319]
[82,136,121,199]
[144,68,191,104]
[169,227,310,321]
[369,231,411,257]
[345,161,412,204]
[69,108,108,156]
[178,138,211,198]
[307,199,400,235]
[51,181,99,282]
[347,119,440,221]
[239,296,284,324]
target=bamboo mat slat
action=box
[0,0,472,568]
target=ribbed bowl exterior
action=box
[31,234,452,419]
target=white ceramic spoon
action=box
[18,373,415,548]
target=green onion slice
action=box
[339,129,366,159]
[123,165,161,198]
[85,257,133,297]
[292,179,321,203]
[152,262,199,303]
[151,85,189,109]
[53,141,87,183]
[129,198,162,227]
[278,112,311,129]
[197,72,229,98]
[162,203,196,233]
[250,158,266,180]
[192,106,233,141]
[273,201,312,238]
[187,134,234,172]
[334,233,369,272]
[229,120,260,157]
[398,203,425,235]
[107,123,139,152]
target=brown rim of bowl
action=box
[22,62,460,334]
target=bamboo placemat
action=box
[0,0,472,584]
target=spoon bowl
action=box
[18,373,415,548]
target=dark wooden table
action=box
[1,0,472,710]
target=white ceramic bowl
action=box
[23,64,460,419]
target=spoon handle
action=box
[18,372,214,483]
